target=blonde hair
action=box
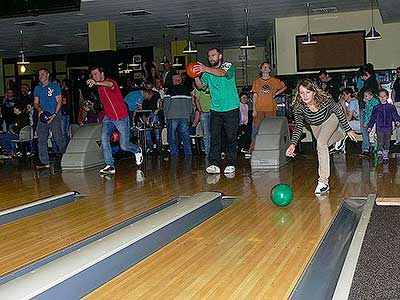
[292,79,332,110]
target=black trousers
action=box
[209,108,239,167]
[238,124,252,151]
[377,131,391,152]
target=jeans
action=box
[145,113,161,151]
[101,116,141,166]
[0,133,18,154]
[359,109,370,152]
[167,118,192,156]
[61,115,70,146]
[209,108,240,167]
[38,116,65,164]
[200,112,211,155]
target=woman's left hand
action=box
[346,130,358,142]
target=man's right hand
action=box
[252,110,257,118]
[86,79,96,87]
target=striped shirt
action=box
[291,99,352,146]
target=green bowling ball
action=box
[270,184,293,207]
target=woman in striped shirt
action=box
[286,79,357,194]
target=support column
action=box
[88,21,117,78]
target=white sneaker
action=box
[100,165,115,174]
[334,136,347,152]
[315,182,329,195]
[206,165,221,174]
[135,148,143,165]
[224,165,235,174]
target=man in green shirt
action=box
[194,47,240,175]
[193,87,211,155]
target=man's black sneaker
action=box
[99,165,115,175]
[359,151,370,158]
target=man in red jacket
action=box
[87,66,143,174]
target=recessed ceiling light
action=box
[200,33,222,38]
[190,30,211,35]
[119,40,136,45]
[43,44,63,47]
[76,13,86,16]
[166,23,187,29]
[81,0,96,2]
[14,21,48,27]
[74,32,88,37]
[120,10,152,16]
[0,49,5,52]
[312,6,337,14]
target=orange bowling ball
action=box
[186,62,201,78]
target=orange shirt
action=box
[252,77,286,112]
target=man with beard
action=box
[193,48,240,175]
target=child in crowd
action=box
[238,92,251,154]
[81,100,98,125]
[362,89,379,154]
[367,89,400,162]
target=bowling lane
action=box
[85,156,376,300]
[0,153,384,298]
[0,165,68,211]
[0,158,210,278]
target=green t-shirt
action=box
[194,88,211,112]
[201,62,240,112]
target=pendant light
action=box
[160,34,169,65]
[182,14,198,54]
[172,37,182,67]
[301,3,317,45]
[240,8,256,49]
[365,0,382,40]
[17,30,30,66]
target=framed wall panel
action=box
[296,31,366,72]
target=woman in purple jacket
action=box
[368,89,400,162]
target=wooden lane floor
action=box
[0,157,208,278]
[83,155,382,300]
[0,153,395,298]
[0,161,68,211]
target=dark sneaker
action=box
[359,151,370,158]
[329,145,338,155]
[36,162,50,169]
[99,165,115,174]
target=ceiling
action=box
[0,0,397,59]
